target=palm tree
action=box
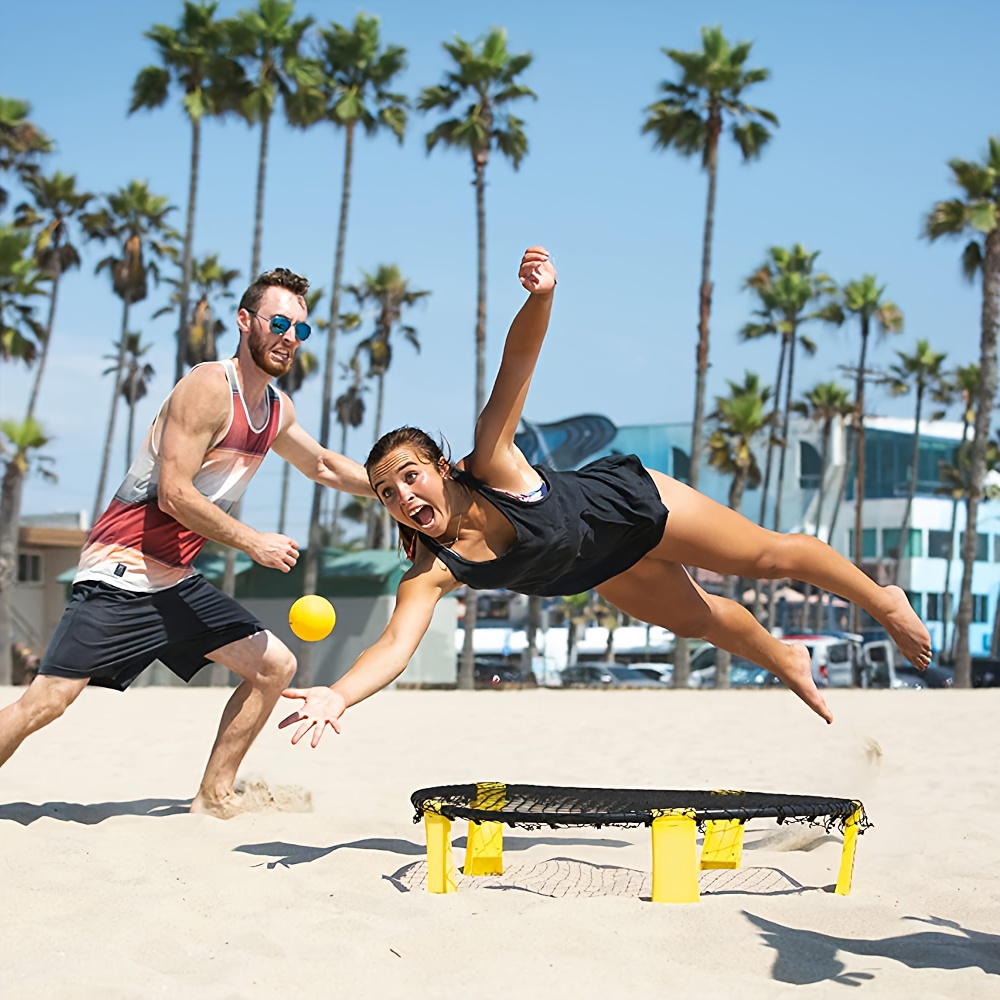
[419,27,535,691]
[839,275,903,627]
[130,1,243,383]
[793,380,853,630]
[102,332,156,473]
[0,416,54,684]
[937,363,980,654]
[886,339,948,581]
[419,29,534,424]
[642,26,777,493]
[0,223,46,363]
[346,265,428,547]
[226,0,320,278]
[707,371,771,686]
[329,354,368,545]
[741,246,839,626]
[0,96,53,210]
[83,181,178,523]
[274,347,320,533]
[13,171,94,420]
[299,12,408,606]
[925,137,1000,686]
[154,253,241,368]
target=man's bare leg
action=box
[189,630,296,818]
[0,675,89,768]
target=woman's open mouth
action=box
[410,504,435,528]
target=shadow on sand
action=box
[0,798,190,825]
[234,833,632,870]
[745,912,1000,986]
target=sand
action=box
[1,684,998,998]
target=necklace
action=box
[439,481,471,548]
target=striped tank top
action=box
[75,359,283,592]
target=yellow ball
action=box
[288,595,336,642]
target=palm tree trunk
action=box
[223,110,272,602]
[329,418,351,545]
[767,328,798,630]
[366,373,386,549]
[458,158,489,692]
[277,461,291,535]
[0,459,26,685]
[250,109,269,279]
[804,418,832,631]
[752,336,788,623]
[93,301,130,524]
[175,115,201,384]
[25,270,61,422]
[716,469,747,690]
[689,122,719,491]
[851,319,871,633]
[299,123,357,683]
[954,231,1000,687]
[893,386,924,585]
[942,417,971,656]
[125,368,139,475]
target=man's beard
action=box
[248,330,294,377]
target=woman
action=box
[280,247,930,746]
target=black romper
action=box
[421,453,668,597]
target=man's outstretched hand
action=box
[278,687,347,748]
[518,246,556,295]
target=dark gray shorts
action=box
[37,575,266,691]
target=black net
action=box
[411,784,870,834]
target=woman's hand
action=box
[278,686,348,748]
[518,246,556,294]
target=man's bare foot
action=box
[190,790,244,819]
[881,585,932,668]
[779,644,833,724]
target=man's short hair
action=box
[238,267,310,314]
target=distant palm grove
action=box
[1,4,998,691]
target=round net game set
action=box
[410,782,870,903]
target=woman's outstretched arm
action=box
[279,560,455,747]
[466,246,557,488]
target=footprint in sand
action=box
[232,778,314,815]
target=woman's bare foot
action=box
[880,585,932,668]
[777,644,833,724]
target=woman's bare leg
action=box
[646,471,932,666]
[597,558,833,723]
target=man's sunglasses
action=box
[247,309,311,342]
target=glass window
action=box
[17,553,41,583]
[848,529,878,559]
[906,592,923,617]
[995,535,1000,563]
[973,595,989,623]
[960,532,989,562]
[907,528,923,557]
[672,447,690,485]
[927,593,944,622]
[928,530,953,559]
[799,442,822,490]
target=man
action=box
[0,267,370,817]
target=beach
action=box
[1,684,997,998]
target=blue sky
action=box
[1,0,996,544]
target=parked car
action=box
[687,657,783,689]
[630,664,674,684]
[473,658,536,689]
[559,663,665,688]
[890,662,954,689]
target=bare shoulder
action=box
[403,541,458,596]
[463,443,543,495]
[163,363,231,428]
